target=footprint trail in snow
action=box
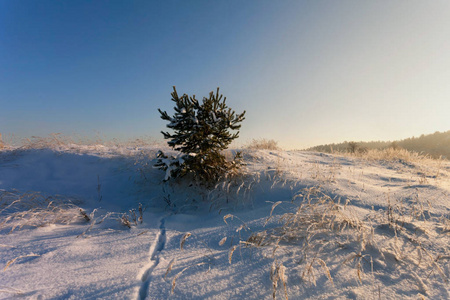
[137,217,167,300]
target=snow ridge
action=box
[137,217,167,300]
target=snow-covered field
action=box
[1,144,449,299]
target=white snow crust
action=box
[1,145,449,299]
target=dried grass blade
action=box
[164,258,176,280]
[4,254,40,271]
[229,245,237,264]
[180,232,191,250]
[219,237,227,246]
[223,214,234,225]
[317,258,333,283]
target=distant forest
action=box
[306,130,450,159]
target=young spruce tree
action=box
[155,86,245,184]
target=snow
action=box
[1,145,449,299]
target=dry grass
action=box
[3,138,447,298]
[20,133,73,149]
[3,254,40,271]
[165,232,217,295]
[354,148,431,163]
[180,233,191,250]
[224,185,449,297]
[170,262,210,294]
[143,145,449,298]
[0,190,89,233]
[329,147,449,185]
[0,133,162,155]
[345,148,447,175]
[246,138,280,150]
[270,261,288,300]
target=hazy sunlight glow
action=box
[1,1,449,148]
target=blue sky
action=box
[1,1,449,149]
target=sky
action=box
[1,0,450,149]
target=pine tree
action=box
[155,86,245,183]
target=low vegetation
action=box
[0,191,88,233]
[166,145,449,299]
[307,130,450,159]
[246,138,280,150]
[1,132,449,299]
[221,185,449,299]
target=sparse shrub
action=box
[390,141,401,150]
[348,141,359,154]
[246,138,280,150]
[357,146,368,154]
[155,87,246,184]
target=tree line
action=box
[306,130,450,159]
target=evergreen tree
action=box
[155,86,245,183]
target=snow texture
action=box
[1,145,449,299]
